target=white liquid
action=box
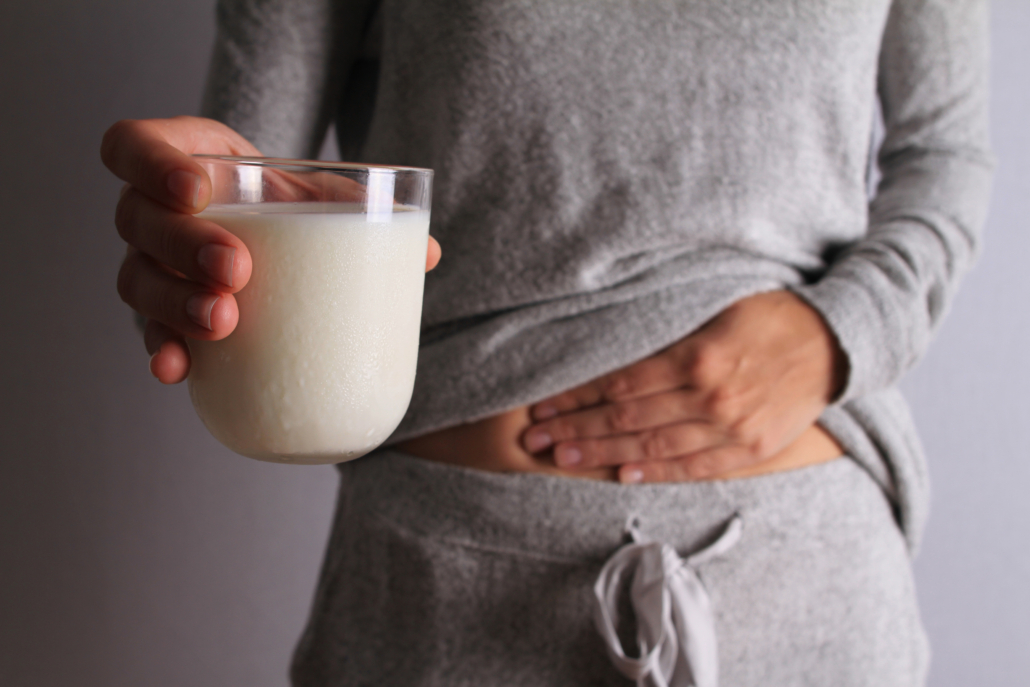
[187,203,429,464]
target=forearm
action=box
[792,0,993,401]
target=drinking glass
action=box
[187,155,433,464]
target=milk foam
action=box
[188,204,429,464]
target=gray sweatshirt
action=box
[202,0,993,552]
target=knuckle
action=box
[114,191,138,242]
[703,386,738,424]
[684,341,711,373]
[641,431,667,461]
[605,403,636,433]
[600,373,632,401]
[683,342,731,389]
[547,419,573,441]
[100,119,136,166]
[673,392,696,419]
[116,255,140,305]
[157,212,192,262]
[155,282,185,323]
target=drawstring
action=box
[593,514,743,687]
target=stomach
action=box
[396,405,844,483]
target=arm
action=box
[792,0,994,402]
[521,0,994,482]
[201,0,380,158]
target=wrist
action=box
[782,290,849,403]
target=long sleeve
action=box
[200,0,378,159]
[793,0,994,402]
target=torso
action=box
[368,0,894,446]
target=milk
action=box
[187,203,429,464]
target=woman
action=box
[102,1,993,684]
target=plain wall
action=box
[1,2,1026,685]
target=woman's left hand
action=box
[521,290,848,483]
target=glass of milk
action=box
[187,155,433,465]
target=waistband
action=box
[341,449,865,563]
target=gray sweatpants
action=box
[291,451,928,686]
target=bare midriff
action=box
[396,406,844,482]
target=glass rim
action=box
[192,154,433,176]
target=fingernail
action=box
[621,467,644,484]
[149,350,161,379]
[555,446,582,466]
[197,244,236,288]
[186,293,219,330]
[533,404,558,420]
[524,430,553,452]
[168,170,201,209]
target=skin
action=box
[100,116,441,384]
[103,116,845,483]
[519,290,849,483]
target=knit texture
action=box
[202,0,994,552]
[290,451,929,686]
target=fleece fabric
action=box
[290,450,929,686]
[201,0,994,552]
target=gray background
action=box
[0,2,1026,685]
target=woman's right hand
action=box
[101,116,444,384]
[101,116,263,384]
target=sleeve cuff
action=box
[789,266,915,404]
